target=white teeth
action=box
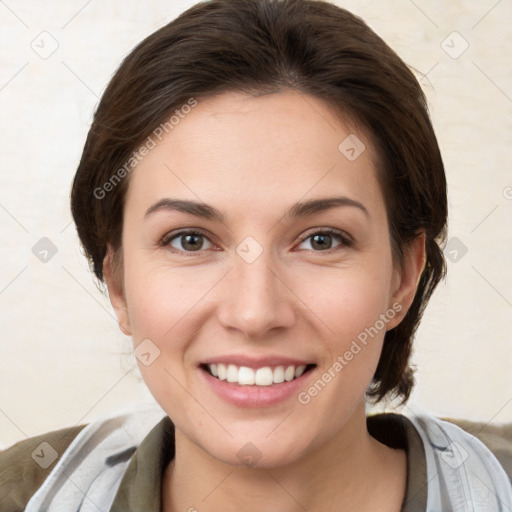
[284,365,295,382]
[206,363,311,386]
[238,366,255,385]
[294,365,306,378]
[273,366,285,384]
[255,367,273,386]
[226,364,238,383]
[217,363,227,380]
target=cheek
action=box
[291,260,394,340]
[123,259,224,358]
[123,247,394,351]
[121,262,214,407]
[291,268,394,420]
[290,260,394,399]
[126,271,191,337]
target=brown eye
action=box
[164,230,214,253]
[297,229,352,251]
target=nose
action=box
[216,250,296,340]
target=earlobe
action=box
[103,247,132,336]
[387,233,426,330]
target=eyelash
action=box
[160,228,353,256]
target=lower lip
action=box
[199,366,315,408]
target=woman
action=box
[1,0,511,510]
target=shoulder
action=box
[5,407,167,512]
[442,417,512,483]
[0,424,86,512]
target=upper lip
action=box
[200,355,315,369]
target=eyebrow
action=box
[144,196,369,222]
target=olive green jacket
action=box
[1,412,511,511]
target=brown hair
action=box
[71,0,447,403]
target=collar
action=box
[110,413,427,511]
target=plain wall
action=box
[1,0,511,448]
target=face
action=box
[106,90,423,468]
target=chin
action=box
[198,430,317,470]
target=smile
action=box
[202,363,316,386]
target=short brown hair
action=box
[71,0,447,403]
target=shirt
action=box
[1,411,511,511]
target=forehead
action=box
[125,90,384,219]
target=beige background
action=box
[1,0,511,448]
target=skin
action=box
[104,90,426,511]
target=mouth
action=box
[200,363,317,386]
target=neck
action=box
[162,404,406,512]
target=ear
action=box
[103,246,132,336]
[386,232,426,330]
